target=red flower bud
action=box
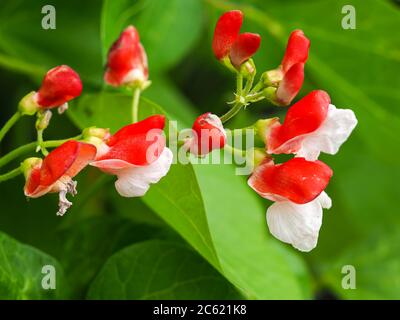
[268,90,330,153]
[188,113,226,156]
[281,30,310,74]
[212,10,260,68]
[105,26,149,87]
[248,157,332,204]
[36,65,82,109]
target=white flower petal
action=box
[266,192,332,252]
[114,148,173,197]
[296,104,357,160]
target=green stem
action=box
[0,135,82,168]
[224,143,246,158]
[0,112,21,143]
[36,129,49,156]
[249,78,264,94]
[131,88,141,123]
[244,73,255,95]
[0,167,21,182]
[236,73,243,97]
[220,102,244,123]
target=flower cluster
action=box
[192,10,357,251]
[0,10,357,253]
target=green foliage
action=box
[0,232,69,299]
[0,0,399,300]
[87,240,241,299]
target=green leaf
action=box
[101,0,203,72]
[53,216,162,298]
[87,240,241,299]
[320,230,400,299]
[0,231,69,299]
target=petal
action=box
[37,65,82,108]
[40,141,96,187]
[276,63,304,106]
[90,158,135,174]
[191,113,226,155]
[212,10,243,60]
[268,90,331,153]
[281,30,310,74]
[108,115,166,146]
[248,157,332,204]
[266,192,331,252]
[98,115,167,166]
[296,104,358,160]
[229,32,261,67]
[114,147,173,197]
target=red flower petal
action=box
[268,90,330,152]
[36,65,82,108]
[281,30,310,74]
[40,141,96,187]
[105,26,148,86]
[229,32,261,67]
[248,157,333,204]
[212,10,243,60]
[107,115,165,147]
[276,62,304,105]
[98,115,166,166]
[191,113,226,155]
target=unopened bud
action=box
[35,110,52,130]
[82,127,110,140]
[18,91,40,116]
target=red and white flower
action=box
[23,140,96,216]
[267,90,357,160]
[185,113,226,156]
[104,26,149,88]
[248,157,333,251]
[90,115,172,197]
[212,10,261,68]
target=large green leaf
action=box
[320,230,400,299]
[101,0,203,72]
[69,92,311,299]
[87,240,241,299]
[53,216,162,298]
[0,231,69,299]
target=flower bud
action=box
[212,10,261,69]
[188,113,226,156]
[35,110,53,131]
[36,65,82,109]
[18,91,40,116]
[82,127,111,140]
[105,26,149,88]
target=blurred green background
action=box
[0,0,399,299]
